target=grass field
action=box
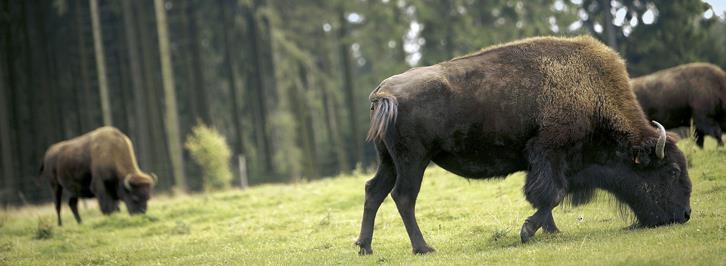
[1,138,725,265]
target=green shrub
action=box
[34,217,53,240]
[185,123,233,191]
[171,220,191,235]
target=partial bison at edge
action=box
[356,36,692,255]
[631,63,726,148]
[40,126,157,226]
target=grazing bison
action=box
[40,127,156,225]
[355,36,692,255]
[631,63,726,148]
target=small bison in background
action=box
[356,36,692,255]
[40,126,156,225]
[631,63,726,148]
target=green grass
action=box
[1,138,725,265]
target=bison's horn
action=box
[652,120,666,159]
[124,174,133,190]
[150,173,158,184]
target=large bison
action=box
[631,63,726,148]
[355,36,692,255]
[40,126,156,225]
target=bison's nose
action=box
[684,207,691,222]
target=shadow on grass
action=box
[457,225,648,253]
[91,214,158,229]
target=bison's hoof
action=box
[520,222,538,243]
[355,240,373,256]
[358,247,373,256]
[413,245,436,255]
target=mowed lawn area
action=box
[1,139,724,265]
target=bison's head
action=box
[620,121,692,227]
[122,173,156,214]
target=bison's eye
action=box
[671,163,681,176]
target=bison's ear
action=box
[666,131,681,142]
[631,146,651,166]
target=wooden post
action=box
[238,155,248,189]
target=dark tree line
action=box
[0,0,723,206]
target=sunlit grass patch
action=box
[0,138,724,265]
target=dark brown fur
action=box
[356,36,692,255]
[631,63,726,147]
[40,126,155,225]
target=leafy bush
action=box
[34,217,53,240]
[171,220,191,235]
[269,110,302,180]
[185,123,233,191]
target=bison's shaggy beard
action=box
[563,189,638,226]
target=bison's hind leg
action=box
[694,115,724,147]
[356,141,396,255]
[54,185,63,226]
[388,144,435,254]
[69,197,82,224]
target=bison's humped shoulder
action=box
[448,35,598,62]
[532,36,643,143]
[91,126,124,138]
[677,62,723,73]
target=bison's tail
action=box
[34,161,45,187]
[366,96,398,142]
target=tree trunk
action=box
[337,7,361,170]
[443,0,454,59]
[243,3,274,175]
[219,0,247,163]
[1,0,17,189]
[601,0,618,51]
[17,0,37,198]
[154,0,187,191]
[0,40,14,188]
[298,64,319,179]
[89,0,112,126]
[121,0,151,170]
[136,0,170,189]
[74,0,94,132]
[181,0,210,125]
[320,82,349,173]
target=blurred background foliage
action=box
[184,123,233,191]
[0,0,724,205]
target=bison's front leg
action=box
[521,145,567,243]
[541,211,561,233]
[391,156,435,255]
[97,194,120,214]
[92,180,119,215]
[521,209,560,243]
[356,142,396,255]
